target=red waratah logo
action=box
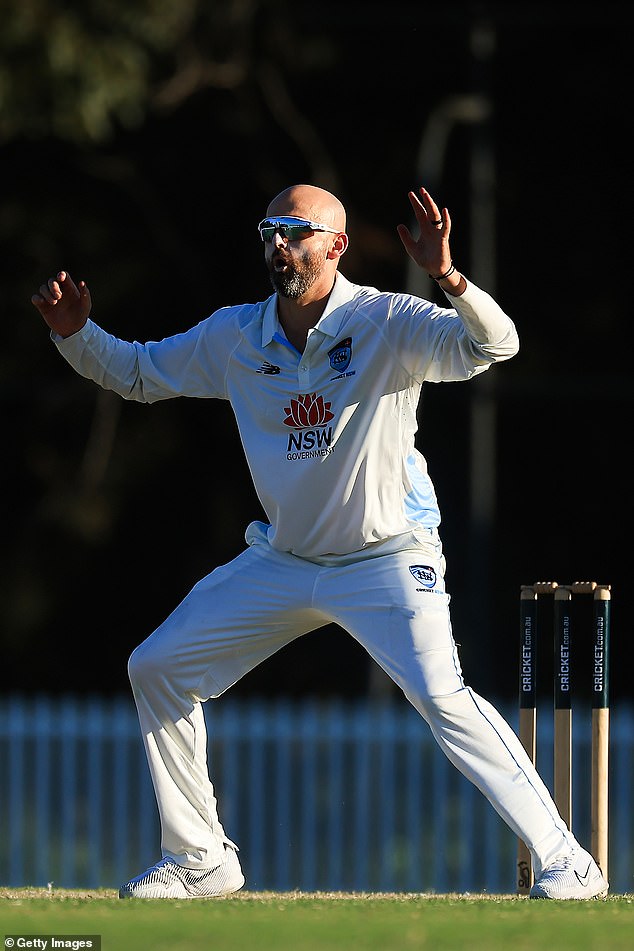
[283,393,334,429]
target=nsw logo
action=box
[283,393,334,428]
[409,565,437,588]
[328,337,352,373]
[283,393,336,458]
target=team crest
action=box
[408,565,437,588]
[328,337,352,373]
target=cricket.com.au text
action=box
[5,938,100,950]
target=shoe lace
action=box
[544,853,573,874]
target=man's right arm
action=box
[32,269,236,403]
[31,270,91,339]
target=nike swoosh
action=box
[574,861,592,886]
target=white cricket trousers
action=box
[127,526,577,876]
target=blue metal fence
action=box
[1,695,632,893]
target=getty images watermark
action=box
[4,939,101,949]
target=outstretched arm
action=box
[31,270,92,338]
[397,187,467,297]
[31,270,236,404]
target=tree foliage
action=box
[0,0,339,155]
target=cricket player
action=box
[32,184,608,900]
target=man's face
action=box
[266,234,326,299]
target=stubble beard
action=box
[268,248,323,299]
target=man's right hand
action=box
[31,270,92,338]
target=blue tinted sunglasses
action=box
[258,216,340,242]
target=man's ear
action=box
[327,233,348,260]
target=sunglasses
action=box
[258,217,341,242]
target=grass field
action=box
[1,890,633,951]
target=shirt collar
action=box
[261,272,357,347]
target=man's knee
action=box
[405,683,472,723]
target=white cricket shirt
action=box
[54,273,518,559]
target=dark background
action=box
[3,1,632,706]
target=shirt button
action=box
[300,364,307,371]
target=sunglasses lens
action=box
[259,220,315,241]
[284,225,312,240]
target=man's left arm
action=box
[441,278,520,361]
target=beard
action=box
[267,247,323,299]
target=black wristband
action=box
[431,263,456,282]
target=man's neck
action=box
[276,277,336,354]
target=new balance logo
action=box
[257,362,280,374]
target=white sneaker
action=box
[530,848,609,900]
[119,845,245,899]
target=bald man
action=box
[32,185,608,900]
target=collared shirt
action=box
[54,272,519,559]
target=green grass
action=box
[1,890,633,951]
